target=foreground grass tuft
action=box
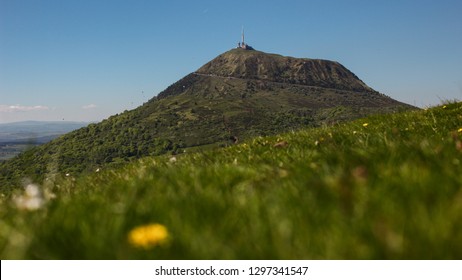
[1,102,461,259]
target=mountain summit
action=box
[1,49,415,189]
[196,49,371,92]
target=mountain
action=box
[142,49,413,145]
[0,49,415,190]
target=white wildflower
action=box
[25,184,40,197]
[14,184,45,211]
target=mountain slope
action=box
[139,49,412,146]
[0,49,415,190]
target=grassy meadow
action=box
[0,102,461,259]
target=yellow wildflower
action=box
[128,223,169,249]
[362,123,369,127]
[443,105,447,109]
[458,128,462,133]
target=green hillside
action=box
[0,49,413,190]
[1,102,461,259]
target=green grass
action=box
[1,102,461,259]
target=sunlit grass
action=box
[0,102,461,259]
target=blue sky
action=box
[1,0,461,123]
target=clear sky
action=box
[1,0,461,123]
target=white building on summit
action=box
[237,27,254,50]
